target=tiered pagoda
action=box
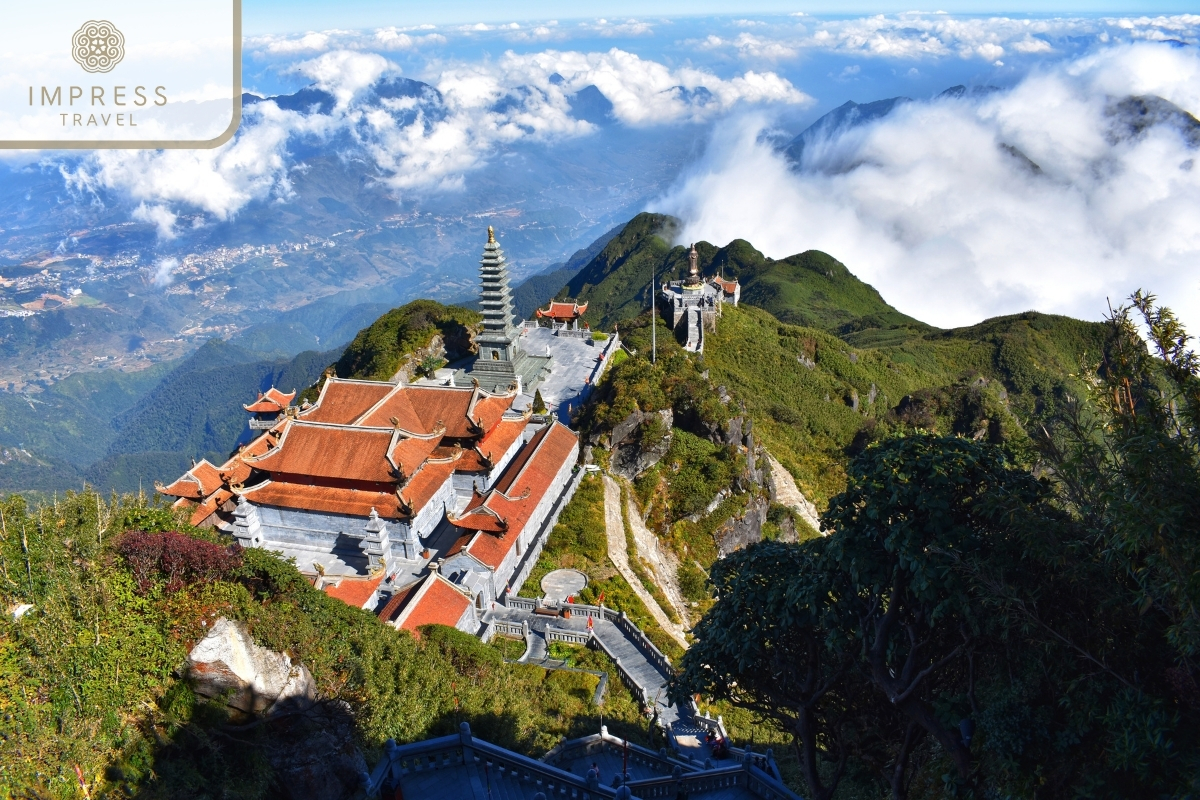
[468,227,551,393]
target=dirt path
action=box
[624,489,692,627]
[602,475,689,650]
[767,454,823,534]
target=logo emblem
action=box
[71,21,125,73]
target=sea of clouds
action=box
[18,12,1200,329]
[653,42,1200,331]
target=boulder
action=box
[187,617,316,717]
[611,408,673,480]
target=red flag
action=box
[597,591,605,603]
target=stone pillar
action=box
[390,520,420,561]
[361,508,391,570]
[232,496,263,548]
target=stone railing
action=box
[627,761,804,800]
[543,727,693,778]
[503,595,537,611]
[610,610,674,676]
[627,765,745,798]
[492,619,526,638]
[588,630,652,708]
[365,722,618,799]
[545,624,592,646]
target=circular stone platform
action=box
[541,569,588,603]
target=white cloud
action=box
[696,13,1199,63]
[63,47,807,225]
[651,43,1200,332]
[152,256,179,287]
[297,51,394,107]
[500,48,809,126]
[132,203,178,240]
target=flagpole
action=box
[650,263,656,365]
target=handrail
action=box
[365,723,620,799]
[543,727,696,776]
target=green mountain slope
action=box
[568,215,1107,508]
[556,212,675,328]
[332,299,481,382]
[105,340,335,463]
[511,222,623,320]
[561,213,930,345]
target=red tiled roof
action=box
[360,383,501,438]
[248,423,399,484]
[244,387,296,413]
[454,423,579,570]
[536,300,588,319]
[395,574,473,635]
[157,460,224,499]
[713,276,739,292]
[323,572,385,609]
[400,459,456,511]
[377,579,423,623]
[300,380,394,424]
[159,474,203,500]
[240,480,406,518]
[390,435,444,479]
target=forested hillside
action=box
[0,342,336,495]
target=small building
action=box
[536,300,590,338]
[243,386,295,430]
[660,244,740,353]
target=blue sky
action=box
[243,2,1199,35]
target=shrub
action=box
[117,530,243,593]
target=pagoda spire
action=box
[478,226,518,343]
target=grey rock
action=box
[715,496,769,556]
[611,409,674,480]
[187,617,316,717]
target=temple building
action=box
[467,226,551,394]
[159,228,586,638]
[660,244,740,353]
[535,299,589,339]
[243,387,296,431]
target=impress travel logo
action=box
[71,21,126,74]
[0,1,241,149]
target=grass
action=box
[619,483,681,626]
[519,473,684,663]
[0,489,661,797]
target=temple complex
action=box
[158,228,594,638]
[660,244,740,353]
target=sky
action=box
[22,7,1200,332]
[242,2,1200,35]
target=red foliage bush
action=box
[116,530,242,593]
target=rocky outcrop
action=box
[765,454,823,535]
[266,702,369,800]
[187,617,316,717]
[714,495,769,557]
[610,408,674,480]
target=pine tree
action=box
[532,389,548,414]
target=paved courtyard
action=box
[421,323,619,423]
